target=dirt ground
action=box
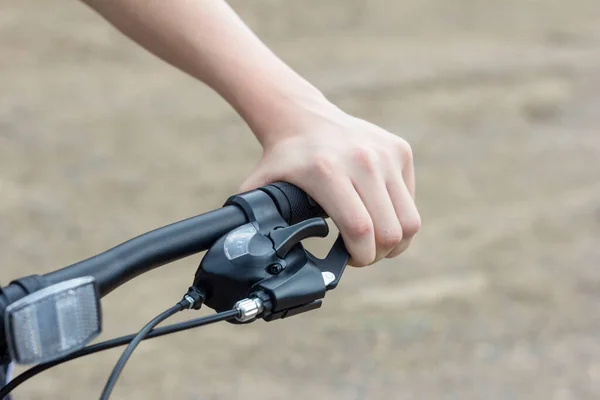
[1,1,600,399]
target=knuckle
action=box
[341,216,376,267]
[352,146,379,172]
[402,213,422,238]
[396,138,414,161]
[309,154,337,179]
[345,216,374,239]
[377,226,404,249]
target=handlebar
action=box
[0,182,326,364]
[0,182,337,393]
[41,182,325,297]
[43,206,246,296]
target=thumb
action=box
[239,164,275,193]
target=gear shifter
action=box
[192,189,349,323]
[269,218,329,258]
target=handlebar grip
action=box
[260,182,327,225]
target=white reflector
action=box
[4,277,102,365]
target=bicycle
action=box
[0,182,350,399]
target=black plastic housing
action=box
[194,185,349,323]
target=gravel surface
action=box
[1,1,599,399]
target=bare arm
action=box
[81,0,421,266]
[82,0,324,146]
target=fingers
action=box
[350,150,404,264]
[237,136,420,266]
[239,153,378,267]
[399,138,416,198]
[385,171,421,259]
[349,140,419,262]
[303,176,376,268]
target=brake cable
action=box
[0,308,239,399]
[99,301,187,400]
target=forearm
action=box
[81,0,421,267]
[82,0,329,146]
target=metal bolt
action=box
[235,297,264,322]
[267,263,283,274]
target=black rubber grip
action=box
[260,182,327,225]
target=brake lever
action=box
[247,233,348,322]
[306,235,349,291]
[191,188,349,323]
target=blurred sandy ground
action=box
[1,0,600,399]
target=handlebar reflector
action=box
[4,277,102,365]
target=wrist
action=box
[251,88,335,148]
[225,70,338,149]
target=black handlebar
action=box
[0,182,324,358]
[40,182,324,297]
[43,206,247,296]
[0,181,345,399]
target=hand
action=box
[240,102,421,267]
[81,0,420,266]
